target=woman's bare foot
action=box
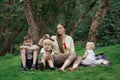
[56,68,65,72]
[68,67,80,71]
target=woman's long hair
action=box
[56,23,66,53]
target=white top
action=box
[40,48,54,55]
[40,48,46,53]
[82,50,96,65]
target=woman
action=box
[39,23,77,72]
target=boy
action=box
[20,35,39,72]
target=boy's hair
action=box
[24,35,32,41]
[86,42,95,49]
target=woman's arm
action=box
[69,36,75,54]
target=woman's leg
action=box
[53,53,76,71]
[53,53,69,67]
[69,56,82,71]
[59,53,76,71]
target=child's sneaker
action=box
[50,67,56,70]
[38,62,44,71]
[30,64,36,71]
[21,67,27,72]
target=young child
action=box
[81,42,96,66]
[69,42,96,71]
[39,38,55,71]
[20,35,39,72]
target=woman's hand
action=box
[69,50,76,54]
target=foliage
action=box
[97,0,120,46]
[73,0,120,46]
[0,0,120,55]
[0,0,27,54]
[0,44,120,80]
[0,0,4,3]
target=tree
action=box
[87,0,110,42]
[69,0,97,36]
[0,20,26,56]
[23,0,40,43]
[0,17,8,42]
[0,0,26,56]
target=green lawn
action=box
[0,44,120,80]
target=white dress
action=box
[82,50,96,65]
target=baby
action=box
[69,42,96,71]
[81,42,96,66]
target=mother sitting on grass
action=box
[39,23,81,72]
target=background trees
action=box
[87,0,110,42]
[0,0,120,56]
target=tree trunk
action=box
[0,20,26,56]
[87,0,110,42]
[23,0,40,44]
[0,17,8,42]
[0,0,12,42]
[69,0,97,37]
[38,1,66,38]
[39,13,54,38]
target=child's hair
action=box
[42,39,53,46]
[24,35,32,41]
[42,34,54,42]
[86,42,95,49]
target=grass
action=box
[0,44,120,80]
